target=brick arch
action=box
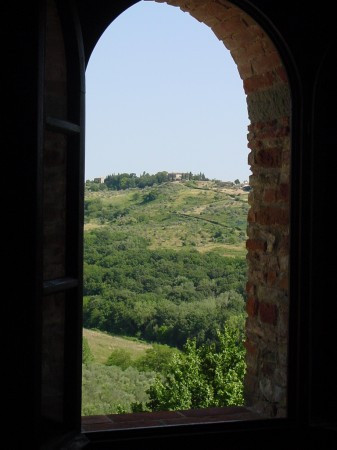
[152,0,291,417]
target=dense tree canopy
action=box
[83,228,246,347]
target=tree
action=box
[106,348,133,370]
[146,326,246,411]
[142,190,158,203]
[234,179,240,184]
[135,344,179,374]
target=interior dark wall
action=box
[4,1,43,442]
[311,48,337,425]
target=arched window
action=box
[82,0,251,420]
[81,0,291,424]
[39,0,301,446]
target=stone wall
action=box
[153,0,291,417]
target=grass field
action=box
[83,328,152,364]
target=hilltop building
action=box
[93,176,105,184]
[168,172,183,181]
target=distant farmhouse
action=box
[93,176,105,184]
[168,172,183,181]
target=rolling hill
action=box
[84,180,249,257]
[82,178,249,415]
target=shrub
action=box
[105,348,133,370]
[135,344,179,374]
[82,364,156,415]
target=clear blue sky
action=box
[85,1,250,182]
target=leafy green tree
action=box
[106,348,133,370]
[146,326,246,411]
[142,190,158,203]
[135,344,179,374]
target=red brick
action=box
[232,28,260,49]
[255,148,281,168]
[211,21,231,40]
[204,2,230,19]
[247,39,268,56]
[279,183,289,202]
[264,184,289,203]
[261,362,274,376]
[266,271,277,285]
[252,51,282,75]
[282,150,291,165]
[246,238,266,251]
[248,208,257,223]
[243,71,276,94]
[247,139,262,151]
[187,3,211,21]
[244,338,257,355]
[222,15,249,36]
[279,275,288,290]
[259,302,278,325]
[263,188,276,203]
[231,40,263,60]
[276,66,288,83]
[236,60,255,78]
[244,373,258,396]
[248,24,267,40]
[250,270,266,284]
[248,118,290,139]
[256,207,289,226]
[246,296,259,317]
[246,281,255,295]
[278,236,289,255]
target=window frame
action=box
[57,0,323,446]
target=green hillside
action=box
[84,180,248,257]
[82,179,248,415]
[83,180,248,348]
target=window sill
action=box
[82,406,264,432]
